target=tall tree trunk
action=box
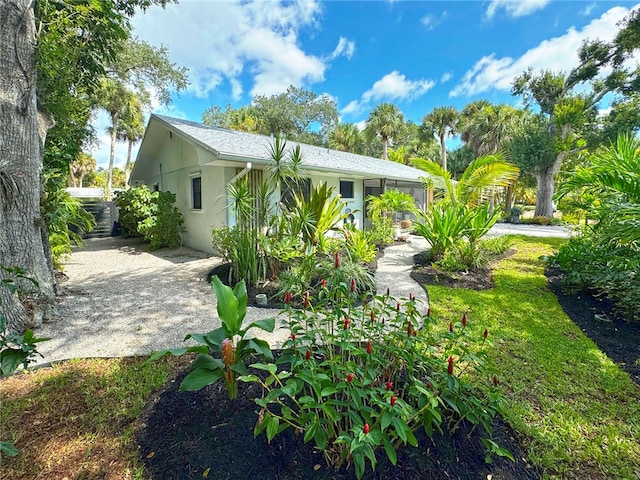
[382,136,388,161]
[535,150,566,218]
[124,139,132,189]
[534,168,556,218]
[439,133,447,172]
[107,111,117,197]
[0,0,57,333]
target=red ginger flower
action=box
[334,252,340,269]
[484,328,489,339]
[363,423,370,434]
[447,356,454,375]
[449,321,453,333]
[462,312,468,327]
[350,278,356,292]
[343,317,350,330]
[321,278,327,288]
[407,320,413,337]
[390,396,397,406]
[221,338,234,367]
[366,340,372,355]
[493,375,500,387]
[386,381,393,391]
[347,373,354,383]
[409,293,414,301]
[396,302,401,311]
[305,349,311,360]
[426,307,431,317]
[426,381,432,389]
[303,291,310,309]
[284,291,292,304]
[370,310,375,322]
[290,333,296,341]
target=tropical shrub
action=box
[287,182,351,249]
[138,191,184,249]
[114,185,155,237]
[366,189,416,222]
[42,172,95,269]
[366,215,395,248]
[551,133,640,320]
[146,276,275,400]
[411,155,518,269]
[241,259,508,479]
[343,225,377,265]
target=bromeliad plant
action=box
[147,276,275,400]
[240,257,509,479]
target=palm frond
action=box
[410,157,454,199]
[458,154,520,205]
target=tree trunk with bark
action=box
[124,139,132,188]
[0,0,57,333]
[534,165,558,218]
[439,133,447,172]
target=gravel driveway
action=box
[35,237,286,365]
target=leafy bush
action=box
[147,276,275,400]
[366,216,395,249]
[241,260,508,478]
[115,187,184,250]
[138,191,184,249]
[343,225,377,265]
[42,172,95,269]
[114,186,155,237]
[550,232,640,321]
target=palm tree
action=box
[328,123,363,154]
[115,93,145,188]
[365,103,404,161]
[411,154,520,207]
[95,78,137,197]
[461,103,523,157]
[69,153,97,187]
[422,106,458,172]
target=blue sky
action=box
[90,0,640,169]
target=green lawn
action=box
[427,236,640,479]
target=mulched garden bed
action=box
[136,357,540,480]
[546,267,640,386]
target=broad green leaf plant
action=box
[146,276,275,400]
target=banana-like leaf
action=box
[211,275,241,336]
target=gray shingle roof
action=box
[153,114,429,182]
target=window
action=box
[340,180,354,199]
[281,178,311,206]
[153,183,160,192]
[191,177,202,210]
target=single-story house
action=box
[130,114,430,253]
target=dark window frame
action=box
[191,176,202,210]
[340,180,355,199]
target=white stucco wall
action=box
[308,174,364,229]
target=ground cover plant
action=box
[241,254,508,479]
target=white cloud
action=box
[450,5,635,98]
[440,72,453,83]
[420,11,447,30]
[486,0,550,19]
[132,0,326,99]
[362,71,435,103]
[341,70,435,117]
[581,2,597,16]
[331,37,356,60]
